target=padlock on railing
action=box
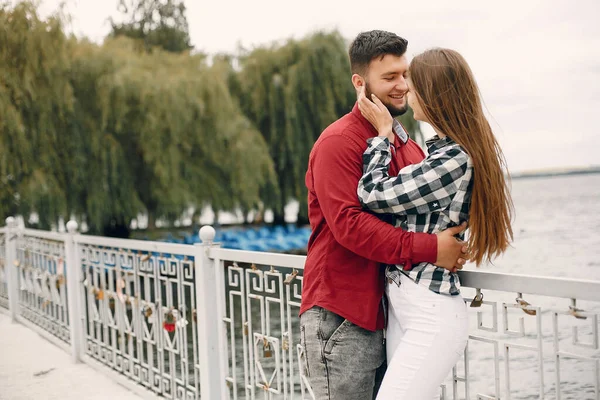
[470,289,484,307]
[515,296,537,316]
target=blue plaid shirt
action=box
[357,135,473,295]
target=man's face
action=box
[363,54,409,117]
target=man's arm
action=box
[310,134,437,266]
[358,137,469,215]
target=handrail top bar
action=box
[210,247,600,302]
[209,247,306,269]
[74,234,198,256]
[21,228,66,242]
[9,229,600,301]
[458,270,600,302]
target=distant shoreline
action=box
[511,166,600,180]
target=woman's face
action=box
[407,78,428,123]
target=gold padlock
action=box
[263,340,272,358]
[470,290,483,308]
[55,275,65,290]
[516,297,537,316]
[569,306,587,320]
[284,269,299,285]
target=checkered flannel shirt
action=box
[357,134,473,295]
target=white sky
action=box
[29,0,600,173]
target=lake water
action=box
[478,173,600,280]
[441,173,600,399]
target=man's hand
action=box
[435,222,469,273]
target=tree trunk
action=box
[272,211,286,226]
[147,212,156,230]
[102,217,131,238]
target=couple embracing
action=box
[300,30,513,400]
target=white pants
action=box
[377,274,469,400]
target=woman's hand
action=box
[357,85,395,143]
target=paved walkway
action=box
[0,312,143,400]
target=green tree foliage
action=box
[109,0,193,53]
[0,2,74,229]
[68,37,276,231]
[232,32,358,223]
[0,2,275,232]
[1,1,422,231]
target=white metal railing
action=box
[205,233,600,400]
[16,227,71,345]
[1,219,599,400]
[75,234,201,398]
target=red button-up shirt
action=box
[300,103,438,331]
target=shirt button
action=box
[388,278,394,284]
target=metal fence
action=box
[1,218,599,400]
[16,229,71,344]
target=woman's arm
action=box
[357,137,469,215]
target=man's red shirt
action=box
[300,104,438,331]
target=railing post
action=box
[195,225,228,400]
[65,220,84,363]
[5,216,19,322]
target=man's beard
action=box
[364,81,408,117]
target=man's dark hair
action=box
[349,30,408,75]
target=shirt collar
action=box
[351,102,409,144]
[425,134,454,152]
[392,119,409,144]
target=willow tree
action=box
[0,1,74,228]
[231,32,355,224]
[109,0,193,53]
[69,37,276,232]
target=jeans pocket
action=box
[323,319,351,355]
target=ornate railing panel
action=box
[76,236,200,400]
[445,289,599,400]
[211,249,313,400]
[210,247,600,400]
[15,229,70,343]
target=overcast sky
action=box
[30,0,600,173]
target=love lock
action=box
[282,331,289,351]
[263,338,273,358]
[163,309,176,333]
[284,269,299,285]
[142,305,153,318]
[470,289,483,307]
[95,288,104,301]
[516,297,537,316]
[569,305,588,320]
[55,275,65,290]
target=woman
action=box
[357,48,514,399]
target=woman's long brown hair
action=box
[409,48,514,266]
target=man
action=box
[299,30,468,400]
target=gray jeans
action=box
[299,306,386,400]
